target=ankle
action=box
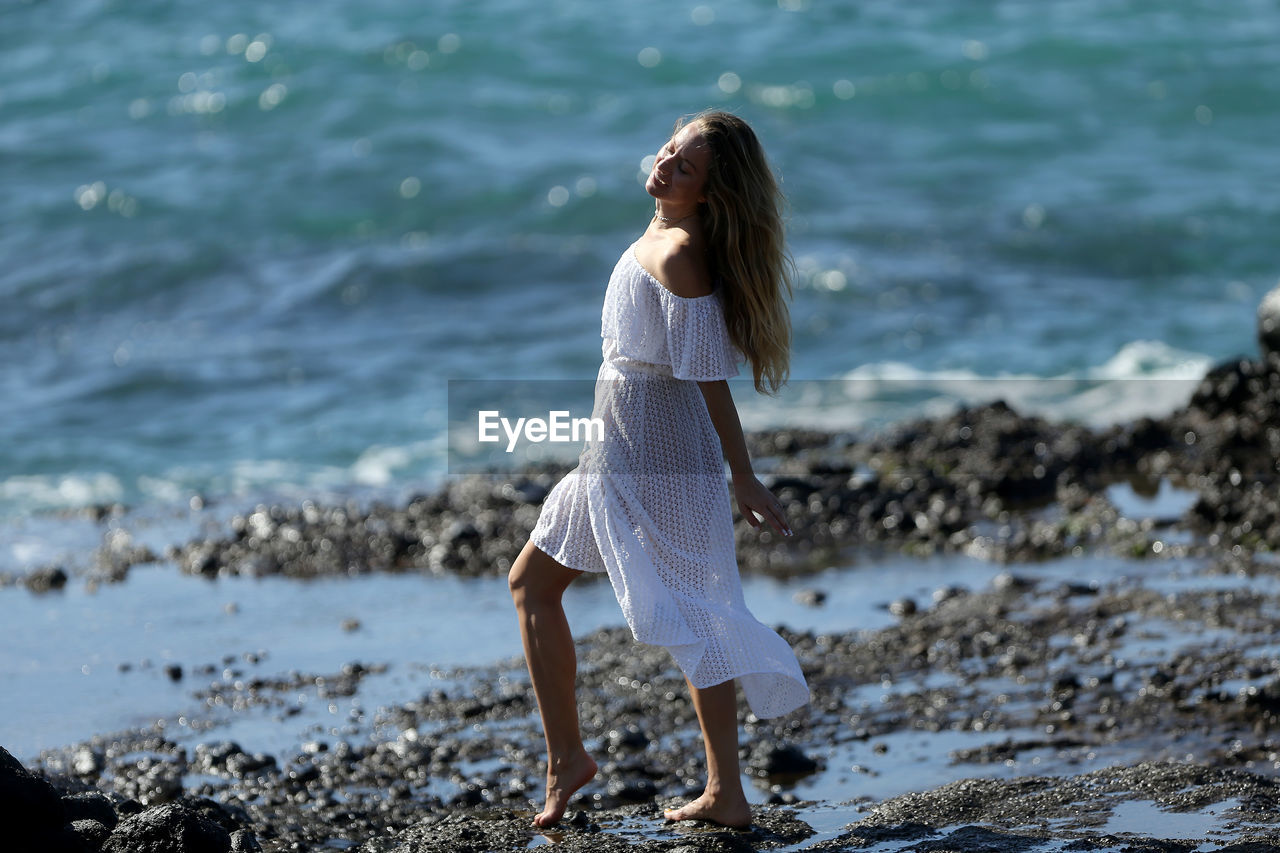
[546,750,593,772]
[702,780,745,800]
[544,740,585,761]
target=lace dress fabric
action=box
[529,242,810,719]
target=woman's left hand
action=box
[733,475,793,537]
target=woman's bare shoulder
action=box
[638,233,713,299]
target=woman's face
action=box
[645,122,710,208]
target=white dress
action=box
[529,242,810,720]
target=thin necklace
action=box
[654,211,697,228]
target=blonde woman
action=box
[508,110,810,830]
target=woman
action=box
[508,110,810,830]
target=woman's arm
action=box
[696,379,793,536]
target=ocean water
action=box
[3,0,1277,521]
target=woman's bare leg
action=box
[663,676,752,828]
[508,539,597,827]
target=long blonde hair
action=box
[680,110,794,395]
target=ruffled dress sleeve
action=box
[660,292,743,381]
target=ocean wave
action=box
[737,340,1214,433]
[0,473,125,515]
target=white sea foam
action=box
[0,343,1222,518]
[737,341,1215,435]
[352,441,440,487]
[1083,339,1214,381]
[1050,340,1213,425]
[0,442,450,518]
[0,473,124,513]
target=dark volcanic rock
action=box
[365,803,815,852]
[840,762,1280,850]
[28,536,1280,851]
[1242,676,1280,721]
[1188,358,1267,419]
[1169,352,1280,550]
[888,597,917,617]
[70,817,111,849]
[0,745,70,850]
[62,790,119,828]
[175,794,249,835]
[1259,284,1280,370]
[230,829,263,851]
[793,588,827,607]
[102,803,231,853]
[24,565,69,593]
[747,743,819,780]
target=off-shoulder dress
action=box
[529,242,810,719]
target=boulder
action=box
[101,803,231,853]
[0,745,73,850]
[62,791,119,828]
[70,818,111,849]
[229,829,263,852]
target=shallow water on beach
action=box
[1095,797,1246,842]
[0,550,980,759]
[13,524,1280,848]
[590,790,1267,853]
[0,543,1120,760]
[0,543,1220,769]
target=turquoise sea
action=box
[1,0,1277,762]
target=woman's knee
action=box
[508,548,533,600]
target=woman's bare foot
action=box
[662,791,752,829]
[532,751,598,828]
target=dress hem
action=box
[527,533,608,576]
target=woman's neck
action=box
[654,201,699,227]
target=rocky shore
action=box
[12,544,1280,851]
[8,289,1277,593]
[4,289,1280,851]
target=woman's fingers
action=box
[770,504,793,536]
[751,500,791,536]
[738,481,793,536]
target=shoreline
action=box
[8,352,1277,593]
[5,305,1280,850]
